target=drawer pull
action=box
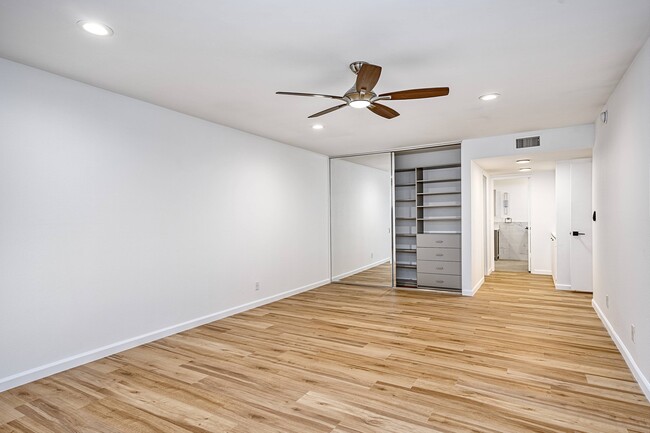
[436,280,444,283]
[435,240,443,244]
[435,254,443,257]
[436,267,444,270]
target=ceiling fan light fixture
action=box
[479,93,500,101]
[77,20,113,36]
[349,100,371,109]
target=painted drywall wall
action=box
[529,170,555,275]
[468,161,486,295]
[494,178,529,223]
[592,36,650,399]
[0,58,330,391]
[461,124,594,294]
[331,159,391,279]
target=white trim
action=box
[592,299,650,402]
[464,276,484,296]
[0,278,330,392]
[332,258,390,281]
[555,283,572,291]
[531,269,552,276]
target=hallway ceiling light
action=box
[479,93,500,101]
[519,167,532,172]
[77,20,114,36]
[516,159,530,164]
[311,124,324,130]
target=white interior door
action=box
[569,159,593,292]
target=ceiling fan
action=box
[276,61,449,119]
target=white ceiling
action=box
[476,148,593,175]
[1,1,649,156]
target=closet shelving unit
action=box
[394,167,418,287]
[393,145,462,292]
[416,164,462,235]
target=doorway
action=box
[493,177,530,273]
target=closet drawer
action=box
[417,247,461,262]
[417,233,460,248]
[417,260,460,275]
[417,273,461,289]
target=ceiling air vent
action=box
[516,136,540,149]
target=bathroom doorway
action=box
[493,177,530,273]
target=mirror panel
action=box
[330,153,393,287]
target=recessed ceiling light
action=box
[516,159,531,164]
[479,93,500,101]
[77,20,114,36]
[349,100,371,109]
[519,167,532,172]
[312,124,324,130]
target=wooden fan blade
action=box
[379,87,449,100]
[368,103,400,119]
[308,104,347,118]
[276,91,345,101]
[355,63,382,93]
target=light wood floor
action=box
[1,272,648,432]
[338,262,392,287]
[494,260,529,273]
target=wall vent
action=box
[516,136,540,149]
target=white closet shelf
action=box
[417,178,461,184]
[417,202,461,208]
[418,191,461,196]
[418,216,461,221]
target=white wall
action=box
[0,58,330,391]
[469,161,487,295]
[529,170,555,275]
[494,178,529,223]
[331,159,391,279]
[462,124,594,294]
[592,36,650,399]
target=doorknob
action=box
[570,231,585,236]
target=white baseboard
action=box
[463,276,484,296]
[555,283,572,291]
[531,269,552,276]
[332,258,390,281]
[592,299,650,402]
[0,278,330,393]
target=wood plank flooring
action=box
[1,272,648,432]
[338,262,392,287]
[494,260,529,273]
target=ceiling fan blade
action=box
[276,91,345,101]
[355,63,382,93]
[368,103,400,119]
[379,87,449,100]
[308,103,347,118]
